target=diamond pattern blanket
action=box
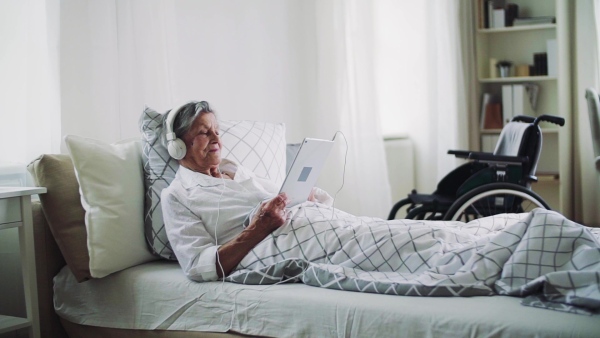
[225,206,600,315]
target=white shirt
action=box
[161,159,279,282]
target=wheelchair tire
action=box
[443,182,550,222]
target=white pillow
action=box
[65,135,156,278]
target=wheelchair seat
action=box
[388,115,565,221]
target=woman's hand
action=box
[216,192,289,278]
[252,193,289,233]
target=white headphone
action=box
[165,103,190,160]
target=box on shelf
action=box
[547,39,558,77]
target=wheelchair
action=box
[387,114,565,222]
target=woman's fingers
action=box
[277,192,289,205]
[253,193,291,232]
[267,193,288,211]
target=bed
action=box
[27,111,600,337]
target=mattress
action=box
[54,261,600,338]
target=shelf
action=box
[535,172,560,182]
[0,187,47,199]
[0,221,22,230]
[478,23,556,33]
[479,76,556,83]
[0,315,30,334]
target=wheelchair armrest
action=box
[447,150,472,158]
[468,151,529,164]
[448,150,497,160]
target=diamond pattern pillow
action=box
[140,107,286,260]
[139,108,180,260]
[219,120,286,186]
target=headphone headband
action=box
[165,103,189,138]
[165,102,191,160]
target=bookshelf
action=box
[471,0,572,217]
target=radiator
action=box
[384,136,415,214]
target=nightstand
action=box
[0,187,46,338]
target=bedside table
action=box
[0,187,46,338]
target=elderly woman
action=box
[161,101,331,282]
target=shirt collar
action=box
[177,159,238,189]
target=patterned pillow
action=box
[219,120,286,186]
[139,107,286,260]
[139,108,180,260]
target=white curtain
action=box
[307,0,392,218]
[574,0,600,226]
[423,1,473,188]
[59,0,177,147]
[0,0,61,184]
[374,0,473,194]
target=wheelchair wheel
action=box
[443,182,550,222]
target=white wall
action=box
[59,0,316,149]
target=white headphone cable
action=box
[215,170,227,290]
[330,131,348,219]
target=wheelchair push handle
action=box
[511,115,535,123]
[535,114,565,127]
[511,114,565,127]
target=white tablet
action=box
[280,138,334,207]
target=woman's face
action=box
[180,112,222,173]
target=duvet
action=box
[226,206,600,314]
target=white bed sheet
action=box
[54,261,600,337]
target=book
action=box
[547,39,558,77]
[487,1,495,29]
[502,85,513,125]
[505,3,519,26]
[533,53,548,76]
[513,16,555,26]
[478,0,486,29]
[492,8,506,28]
[484,102,503,129]
[513,84,535,117]
[480,93,492,129]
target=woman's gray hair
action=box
[162,101,214,145]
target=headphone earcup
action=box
[167,138,187,160]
